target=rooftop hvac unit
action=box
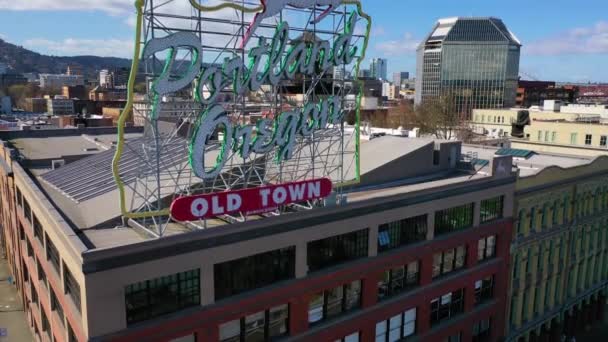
[51,159,65,170]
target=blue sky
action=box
[0,0,607,82]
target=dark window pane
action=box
[480,196,504,223]
[308,229,368,272]
[378,215,427,252]
[435,203,474,235]
[46,233,60,274]
[268,304,289,338]
[245,311,265,342]
[214,247,295,300]
[64,264,81,312]
[125,269,200,325]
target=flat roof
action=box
[462,144,592,177]
[11,130,508,250]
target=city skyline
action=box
[0,0,606,83]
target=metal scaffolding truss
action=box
[117,0,368,235]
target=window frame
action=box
[219,304,289,342]
[308,280,361,325]
[378,215,427,253]
[125,269,200,325]
[308,229,369,272]
[480,196,504,223]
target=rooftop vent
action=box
[51,159,65,170]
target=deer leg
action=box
[311,5,333,24]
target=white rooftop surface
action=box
[462,145,593,177]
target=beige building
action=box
[471,102,608,157]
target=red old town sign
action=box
[170,178,333,221]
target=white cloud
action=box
[0,33,6,40]
[0,0,132,15]
[23,38,134,58]
[375,33,419,56]
[525,21,608,55]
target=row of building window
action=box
[475,114,508,124]
[516,189,608,236]
[17,186,82,315]
[569,133,608,147]
[22,243,76,342]
[124,230,497,326]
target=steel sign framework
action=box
[113,0,371,236]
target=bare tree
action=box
[415,93,461,140]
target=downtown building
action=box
[463,146,608,341]
[0,127,515,342]
[415,17,521,118]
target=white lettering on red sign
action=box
[170,178,333,221]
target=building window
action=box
[16,186,22,208]
[125,269,200,325]
[432,245,466,279]
[215,247,295,300]
[26,237,33,257]
[23,197,31,223]
[480,196,504,223]
[475,276,495,305]
[444,333,462,342]
[375,307,417,341]
[31,285,38,304]
[601,136,607,147]
[585,134,592,145]
[551,132,557,142]
[50,289,64,326]
[378,261,419,300]
[308,229,368,272]
[219,304,289,342]
[434,203,474,235]
[537,131,542,141]
[430,289,464,326]
[378,215,427,253]
[41,307,51,337]
[45,233,60,275]
[68,323,77,342]
[335,332,360,342]
[19,222,25,240]
[37,259,47,286]
[478,235,496,261]
[64,264,81,312]
[33,214,43,245]
[544,131,549,142]
[472,318,491,342]
[570,133,578,145]
[308,280,361,325]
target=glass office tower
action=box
[415,17,521,119]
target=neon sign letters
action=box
[143,11,359,179]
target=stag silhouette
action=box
[242,0,343,48]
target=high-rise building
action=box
[99,69,113,89]
[415,17,521,118]
[370,58,388,81]
[358,69,371,78]
[393,72,410,88]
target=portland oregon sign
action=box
[113,0,371,235]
